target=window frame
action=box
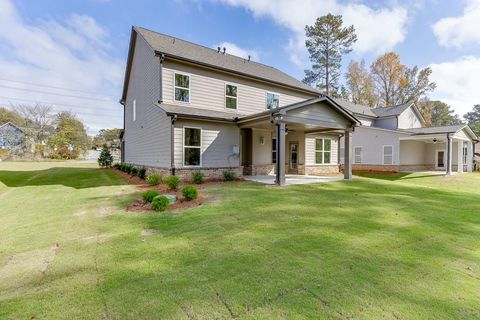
[132,99,136,122]
[354,146,362,164]
[183,126,202,167]
[265,91,280,110]
[224,83,238,110]
[383,145,393,165]
[272,138,277,164]
[314,138,332,165]
[173,72,191,103]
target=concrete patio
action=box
[244,174,343,185]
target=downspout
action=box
[170,115,177,176]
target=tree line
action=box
[303,13,480,134]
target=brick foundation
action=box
[352,164,400,172]
[305,165,339,175]
[399,164,435,172]
[250,164,275,175]
[174,166,243,181]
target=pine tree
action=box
[98,144,113,167]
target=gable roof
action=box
[0,122,24,132]
[401,124,478,139]
[121,26,320,102]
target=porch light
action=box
[433,138,437,144]
[259,136,265,145]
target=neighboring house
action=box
[335,100,477,174]
[0,122,25,151]
[120,26,477,185]
[120,26,359,185]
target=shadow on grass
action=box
[355,172,446,181]
[0,167,126,189]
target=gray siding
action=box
[286,102,351,129]
[398,106,422,129]
[124,34,171,167]
[162,60,315,115]
[399,141,426,165]
[173,119,240,168]
[374,117,397,130]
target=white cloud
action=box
[214,41,260,61]
[429,56,480,116]
[213,0,408,66]
[0,0,123,134]
[432,0,480,48]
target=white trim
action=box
[182,126,202,167]
[383,145,393,165]
[132,99,136,121]
[314,138,332,164]
[224,82,238,110]
[354,146,362,164]
[173,71,191,104]
[265,91,280,110]
[435,149,446,169]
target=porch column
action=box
[446,134,452,175]
[275,122,286,186]
[344,129,353,180]
[467,141,474,172]
[457,139,464,173]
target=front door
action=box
[289,142,298,174]
[436,150,445,169]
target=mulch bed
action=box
[108,168,225,213]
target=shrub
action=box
[143,190,160,203]
[124,164,133,174]
[151,195,169,212]
[146,173,162,186]
[165,175,180,190]
[223,171,236,181]
[113,163,121,169]
[138,167,147,180]
[98,145,113,167]
[191,171,204,184]
[182,185,198,201]
[131,167,139,176]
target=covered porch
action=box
[399,129,475,174]
[237,97,360,186]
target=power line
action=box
[0,77,109,96]
[0,84,113,102]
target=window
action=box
[132,99,136,121]
[272,138,277,164]
[383,145,393,165]
[315,138,331,164]
[266,92,279,109]
[463,142,468,164]
[225,84,237,109]
[354,147,362,164]
[174,73,190,102]
[184,127,201,166]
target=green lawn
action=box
[1,162,480,319]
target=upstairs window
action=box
[354,147,362,164]
[383,145,393,165]
[174,73,190,102]
[225,84,237,109]
[315,138,331,164]
[266,92,279,109]
[272,138,277,164]
[184,127,201,166]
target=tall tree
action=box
[0,106,24,125]
[16,103,54,144]
[345,60,377,106]
[464,104,480,136]
[419,100,462,127]
[303,14,357,96]
[370,52,405,107]
[93,128,122,148]
[397,66,436,105]
[48,111,90,158]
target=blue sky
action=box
[1,0,479,133]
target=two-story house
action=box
[120,26,477,185]
[120,27,360,185]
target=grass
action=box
[1,162,480,319]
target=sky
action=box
[0,0,479,134]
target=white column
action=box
[344,130,352,180]
[446,134,452,175]
[457,139,464,173]
[467,141,474,172]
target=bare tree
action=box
[15,103,54,144]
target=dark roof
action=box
[372,103,412,117]
[401,124,467,135]
[332,99,423,122]
[331,98,376,117]
[155,103,243,122]
[0,122,24,132]
[134,26,319,95]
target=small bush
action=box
[124,164,133,174]
[131,167,139,176]
[182,185,198,201]
[191,171,204,184]
[138,167,147,180]
[223,171,236,181]
[151,195,169,212]
[98,145,113,167]
[146,173,162,186]
[165,175,180,190]
[143,190,160,203]
[113,163,120,169]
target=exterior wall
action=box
[287,102,352,129]
[305,133,339,166]
[124,35,171,167]
[252,129,274,166]
[162,60,316,115]
[399,141,426,165]
[174,166,243,181]
[374,117,397,130]
[352,164,399,172]
[305,165,339,175]
[357,116,374,127]
[397,106,423,129]
[173,119,240,169]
